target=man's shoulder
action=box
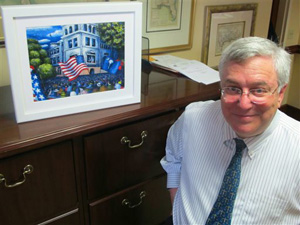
[278,110,300,135]
[182,100,223,127]
[185,100,220,113]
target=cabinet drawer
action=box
[84,111,181,199]
[39,209,80,225]
[89,175,171,225]
[0,141,78,225]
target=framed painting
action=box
[202,4,257,68]
[138,0,195,54]
[1,2,142,123]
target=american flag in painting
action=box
[58,55,88,81]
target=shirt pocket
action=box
[236,190,288,224]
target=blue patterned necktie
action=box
[205,138,247,225]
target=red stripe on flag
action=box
[59,56,88,81]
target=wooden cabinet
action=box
[85,111,180,224]
[44,211,81,225]
[0,141,78,225]
[84,111,181,200]
[89,175,171,225]
[0,69,220,224]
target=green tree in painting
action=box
[27,38,55,79]
[30,58,41,69]
[97,22,125,50]
[38,64,56,80]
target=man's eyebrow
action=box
[223,79,238,85]
[223,79,269,86]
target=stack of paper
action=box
[150,55,220,85]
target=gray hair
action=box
[218,37,291,90]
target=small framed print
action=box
[202,3,257,68]
[139,0,195,54]
[1,2,142,123]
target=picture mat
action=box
[146,0,182,32]
[207,10,253,67]
[139,0,193,53]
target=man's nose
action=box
[238,92,253,109]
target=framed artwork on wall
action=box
[202,3,258,68]
[1,2,142,123]
[138,0,195,54]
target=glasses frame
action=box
[220,86,279,104]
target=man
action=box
[160,37,300,224]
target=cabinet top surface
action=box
[0,66,220,155]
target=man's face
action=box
[220,56,287,138]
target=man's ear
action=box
[277,84,288,107]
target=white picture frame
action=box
[139,0,194,54]
[1,2,142,123]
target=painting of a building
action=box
[49,23,112,76]
[26,22,125,101]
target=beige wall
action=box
[284,0,300,109]
[0,0,299,109]
[170,0,273,60]
[287,53,300,108]
[0,48,9,86]
[169,0,299,109]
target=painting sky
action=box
[26,25,63,49]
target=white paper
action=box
[151,55,220,84]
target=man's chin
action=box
[233,125,262,139]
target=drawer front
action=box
[0,141,78,225]
[89,175,171,225]
[84,111,181,200]
[39,209,80,225]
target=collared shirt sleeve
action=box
[160,112,185,188]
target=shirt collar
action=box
[222,109,280,159]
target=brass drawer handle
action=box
[0,164,34,188]
[122,191,147,209]
[120,131,148,149]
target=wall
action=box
[170,0,273,60]
[288,53,300,108]
[0,48,9,86]
[0,0,272,87]
[169,0,299,109]
[0,0,298,109]
[283,0,300,109]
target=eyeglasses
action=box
[220,86,278,104]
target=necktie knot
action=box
[234,138,246,154]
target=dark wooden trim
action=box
[0,40,5,48]
[270,0,280,27]
[285,45,300,54]
[280,104,300,121]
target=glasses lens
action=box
[222,87,240,102]
[222,87,268,104]
[248,95,267,104]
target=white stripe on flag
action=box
[59,56,88,81]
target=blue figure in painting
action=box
[102,56,114,71]
[109,60,121,75]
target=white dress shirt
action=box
[161,100,300,224]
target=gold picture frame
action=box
[202,3,258,68]
[139,0,195,54]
